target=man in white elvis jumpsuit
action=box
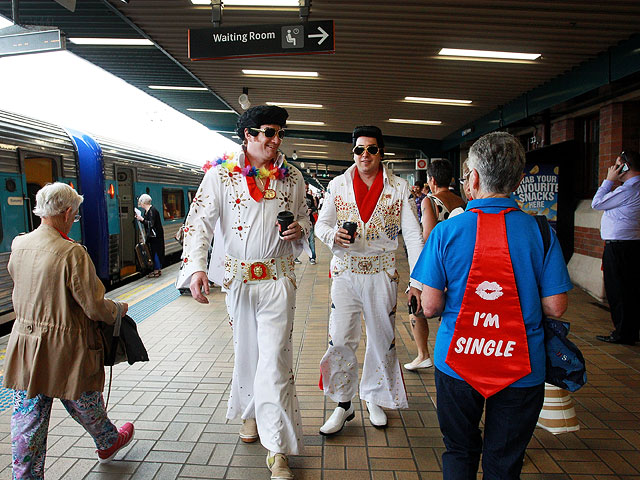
[315,125,424,435]
[176,106,310,480]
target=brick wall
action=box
[551,119,574,144]
[573,226,604,259]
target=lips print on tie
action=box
[445,208,531,398]
[475,281,504,301]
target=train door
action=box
[21,154,58,231]
[116,167,136,276]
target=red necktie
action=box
[445,208,531,398]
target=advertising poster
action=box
[512,162,559,227]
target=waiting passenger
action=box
[405,159,465,372]
[177,105,310,480]
[315,125,424,435]
[592,150,640,345]
[136,193,164,277]
[412,132,572,479]
[3,182,134,479]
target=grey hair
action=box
[467,132,525,195]
[33,182,83,218]
[138,194,152,206]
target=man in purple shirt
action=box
[592,150,640,345]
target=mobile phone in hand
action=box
[408,295,418,314]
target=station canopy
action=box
[2,1,640,186]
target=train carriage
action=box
[0,109,204,321]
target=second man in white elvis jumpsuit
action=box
[315,125,424,435]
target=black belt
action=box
[605,239,640,244]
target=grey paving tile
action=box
[123,439,156,462]
[179,464,226,478]
[209,443,236,466]
[129,461,162,480]
[145,450,190,464]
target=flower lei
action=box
[202,152,290,180]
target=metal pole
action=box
[12,0,19,25]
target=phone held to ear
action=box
[620,151,630,172]
[621,162,630,173]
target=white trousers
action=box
[320,268,408,409]
[225,277,304,455]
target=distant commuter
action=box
[592,150,640,345]
[3,182,134,479]
[411,180,426,220]
[412,133,572,479]
[315,125,424,435]
[177,105,310,480]
[136,193,164,277]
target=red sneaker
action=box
[97,422,135,464]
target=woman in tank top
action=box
[405,159,465,371]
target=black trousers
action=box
[602,240,640,342]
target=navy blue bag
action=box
[542,316,587,392]
[535,215,587,392]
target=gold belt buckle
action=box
[249,261,270,280]
[358,260,373,272]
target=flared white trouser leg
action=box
[225,278,304,455]
[320,269,408,409]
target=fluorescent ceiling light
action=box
[385,152,396,156]
[405,96,472,105]
[149,85,208,91]
[388,118,442,125]
[68,38,153,46]
[438,48,540,61]
[293,143,326,147]
[232,135,240,139]
[266,101,323,109]
[287,120,325,126]
[242,69,318,78]
[298,150,327,154]
[187,108,236,113]
[191,0,299,4]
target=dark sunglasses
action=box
[352,145,380,156]
[249,127,285,139]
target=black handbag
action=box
[535,215,587,392]
[101,314,149,366]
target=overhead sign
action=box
[0,29,64,57]
[189,20,334,60]
[416,158,428,170]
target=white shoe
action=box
[366,401,387,428]
[403,357,433,371]
[319,405,355,435]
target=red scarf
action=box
[353,167,383,223]
[245,158,273,202]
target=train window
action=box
[162,188,185,220]
[187,190,198,204]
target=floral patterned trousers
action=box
[11,390,118,480]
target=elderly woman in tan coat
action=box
[3,183,135,480]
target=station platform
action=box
[0,242,639,479]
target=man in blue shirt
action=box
[412,132,572,480]
[592,150,640,345]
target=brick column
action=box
[598,103,624,183]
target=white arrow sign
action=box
[308,26,329,45]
